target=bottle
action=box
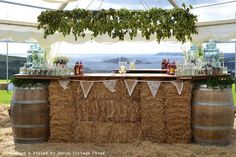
[79,61,84,75]
[161,59,166,69]
[169,61,176,75]
[74,61,80,75]
[167,63,170,74]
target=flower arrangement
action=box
[53,56,69,65]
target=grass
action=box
[232,84,236,107]
[0,90,12,105]
[0,80,8,83]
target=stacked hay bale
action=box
[164,81,192,143]
[140,83,165,143]
[74,80,141,143]
[48,80,192,143]
[0,83,7,90]
[48,81,77,142]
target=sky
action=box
[0,0,235,56]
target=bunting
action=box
[59,80,70,89]
[147,81,161,97]
[171,80,184,95]
[124,80,138,96]
[80,81,94,98]
[65,79,184,98]
[103,80,117,92]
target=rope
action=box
[142,0,150,9]
[147,0,157,8]
[193,0,236,9]
[139,0,147,10]
[98,0,105,9]
[86,0,96,9]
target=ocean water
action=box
[67,54,184,72]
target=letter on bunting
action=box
[171,80,184,95]
[124,80,138,96]
[80,81,94,98]
[147,81,161,97]
[59,80,70,89]
[103,80,117,92]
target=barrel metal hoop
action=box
[193,125,233,130]
[197,88,232,92]
[12,124,48,128]
[11,100,49,104]
[192,102,233,106]
[14,87,46,90]
[14,137,47,141]
[194,137,230,144]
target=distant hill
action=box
[0,54,26,79]
[103,57,151,64]
[155,52,184,56]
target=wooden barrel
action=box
[9,84,49,144]
[192,85,234,146]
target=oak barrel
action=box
[9,84,49,143]
[192,85,234,145]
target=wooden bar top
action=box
[14,73,230,81]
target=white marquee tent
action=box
[1,0,236,80]
[1,0,236,44]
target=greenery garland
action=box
[37,4,198,43]
[195,76,236,89]
[10,77,50,87]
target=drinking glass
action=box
[119,62,127,74]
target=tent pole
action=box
[6,41,9,84]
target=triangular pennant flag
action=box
[124,80,138,96]
[103,80,117,92]
[80,81,94,98]
[59,80,70,89]
[147,81,161,97]
[171,80,184,95]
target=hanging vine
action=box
[37,4,198,43]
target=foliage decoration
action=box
[195,76,236,89]
[37,4,198,43]
[10,77,50,87]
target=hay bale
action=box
[48,81,77,142]
[76,80,141,123]
[48,80,192,143]
[0,83,7,90]
[164,81,192,143]
[74,122,141,143]
[140,83,165,143]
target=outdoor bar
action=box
[11,73,233,145]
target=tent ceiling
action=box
[0,0,236,22]
[0,0,236,44]
[1,18,236,44]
